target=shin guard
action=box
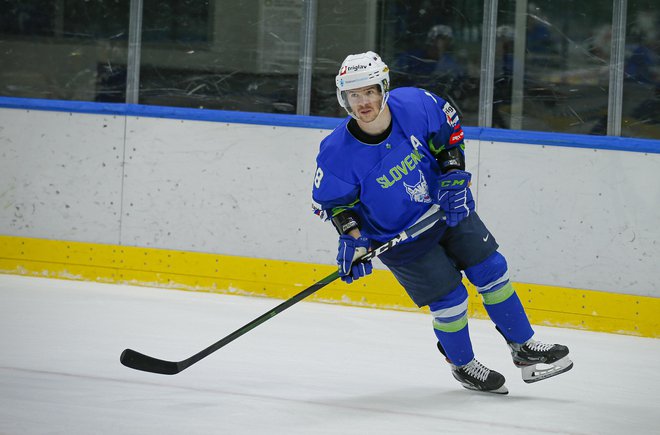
[430,283,474,365]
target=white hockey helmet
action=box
[335,51,390,119]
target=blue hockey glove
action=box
[336,235,373,284]
[436,170,475,227]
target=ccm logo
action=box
[449,129,464,145]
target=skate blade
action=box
[460,383,509,395]
[521,356,573,383]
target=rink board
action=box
[1,235,657,338]
[1,98,659,340]
[1,102,659,299]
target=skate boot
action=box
[507,338,573,383]
[437,342,508,394]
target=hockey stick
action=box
[120,205,445,375]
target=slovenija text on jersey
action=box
[376,148,426,189]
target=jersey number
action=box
[314,167,324,188]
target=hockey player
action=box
[311,51,573,394]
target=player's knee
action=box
[465,251,508,288]
[429,283,468,332]
[465,251,515,305]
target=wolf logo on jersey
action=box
[404,171,431,203]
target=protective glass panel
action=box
[1,0,658,141]
[138,0,302,113]
[311,0,484,126]
[621,1,659,139]
[495,1,613,134]
[0,0,129,102]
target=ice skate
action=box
[437,342,508,394]
[507,338,573,383]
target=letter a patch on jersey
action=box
[410,134,424,151]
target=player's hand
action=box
[435,170,475,227]
[336,235,372,284]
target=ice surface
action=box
[1,274,658,435]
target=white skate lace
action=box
[525,339,554,352]
[462,359,489,381]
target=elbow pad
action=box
[436,147,465,173]
[331,209,360,235]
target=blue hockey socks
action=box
[481,287,533,343]
[429,283,474,365]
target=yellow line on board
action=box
[1,235,658,338]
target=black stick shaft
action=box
[182,270,340,369]
[120,206,444,375]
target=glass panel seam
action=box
[478,0,498,128]
[126,0,144,105]
[607,0,627,136]
[297,0,317,116]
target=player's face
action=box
[346,85,383,123]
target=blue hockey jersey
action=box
[312,87,465,265]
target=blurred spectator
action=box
[626,8,659,135]
[426,25,468,79]
[393,24,469,112]
[492,25,514,129]
[590,8,659,135]
[626,8,658,85]
[526,3,562,61]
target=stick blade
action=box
[120,348,182,375]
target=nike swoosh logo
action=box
[483,234,490,242]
